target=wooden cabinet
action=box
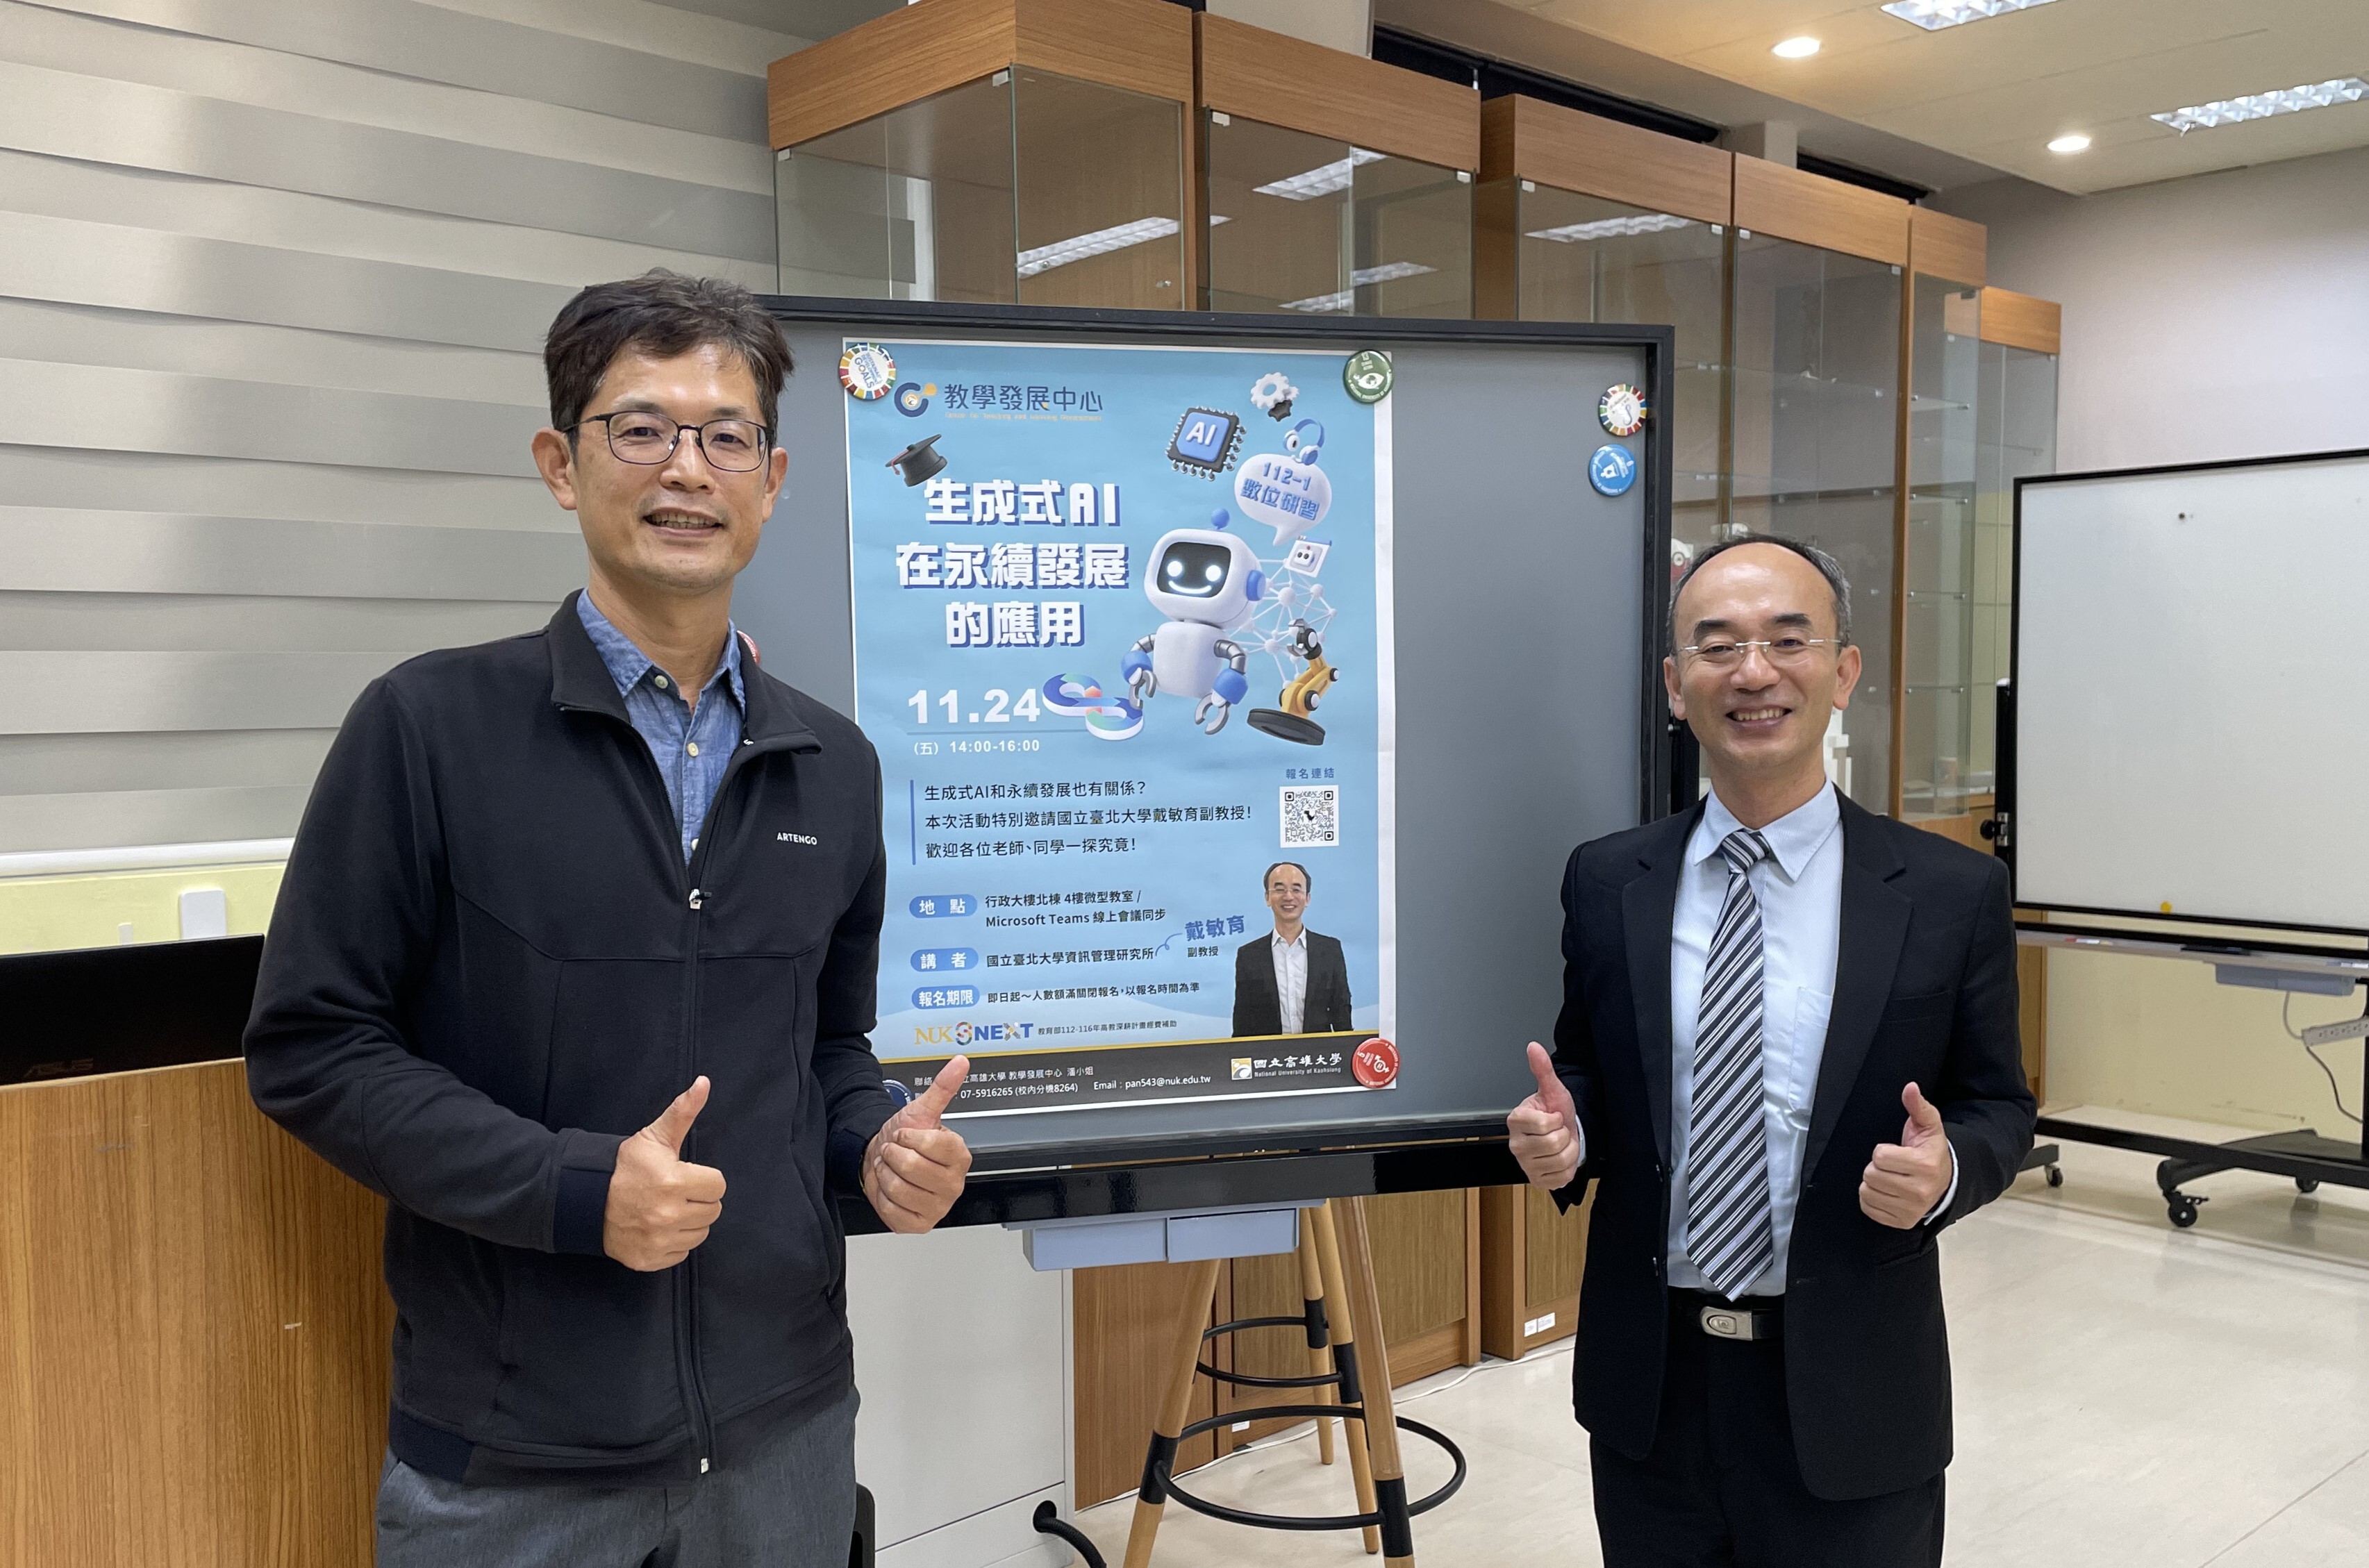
[768,0,1196,308]
[1070,1260,1223,1508]
[1478,1183,1591,1360]
[1197,12,1477,316]
[0,1061,392,1567]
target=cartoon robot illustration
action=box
[1123,514,1267,735]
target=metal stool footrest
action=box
[1195,1315,1343,1390]
[1158,1404,1465,1532]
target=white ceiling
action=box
[1380,0,2369,196]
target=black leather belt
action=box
[1673,1289,1781,1342]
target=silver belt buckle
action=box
[1699,1306,1756,1342]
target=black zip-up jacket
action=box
[246,594,896,1485]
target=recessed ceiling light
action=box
[2047,133,2090,153]
[2151,76,2367,133]
[1881,0,2059,30]
[1772,35,1822,58]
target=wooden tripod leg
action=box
[1297,1212,1337,1466]
[1122,1257,1222,1568]
[1312,1201,1382,1556]
[1333,1196,1416,1567]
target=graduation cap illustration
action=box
[886,433,947,486]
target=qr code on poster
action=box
[1280,785,1339,848]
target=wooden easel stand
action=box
[1123,1195,1451,1568]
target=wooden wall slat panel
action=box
[0,1062,391,1567]
[1197,12,1477,170]
[1980,286,2062,354]
[1732,156,1909,266]
[1479,97,1732,226]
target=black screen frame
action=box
[760,296,1674,1171]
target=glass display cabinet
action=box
[1971,287,2061,790]
[769,0,1192,309]
[1899,211,1987,822]
[1197,13,1475,317]
[1727,158,1910,817]
[1475,96,1732,553]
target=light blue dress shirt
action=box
[1659,783,1956,1296]
[576,592,745,865]
[1665,785,1845,1296]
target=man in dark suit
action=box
[1506,535,2034,1566]
[1232,861,1354,1037]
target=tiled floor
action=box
[1075,1108,2369,1567]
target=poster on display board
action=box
[842,337,1396,1117]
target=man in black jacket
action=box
[1506,536,2033,1566]
[1231,860,1354,1037]
[246,272,972,1567]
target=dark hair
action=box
[1670,533,1853,651]
[1263,861,1312,893]
[544,269,792,440]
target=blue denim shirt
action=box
[575,592,746,864]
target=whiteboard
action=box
[2015,450,2369,933]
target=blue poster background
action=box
[845,339,1386,1102]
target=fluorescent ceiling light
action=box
[1015,217,1179,278]
[1771,35,1821,58]
[1527,212,1697,244]
[2152,76,2367,133]
[1279,262,1437,314]
[1254,147,1386,201]
[1881,0,2059,30]
[2046,133,2090,153]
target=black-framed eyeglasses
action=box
[572,411,772,473]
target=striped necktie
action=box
[1685,828,1777,1299]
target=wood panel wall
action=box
[0,1062,390,1568]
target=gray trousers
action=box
[376,1391,858,1568]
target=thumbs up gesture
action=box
[604,1076,729,1271]
[1506,1042,1584,1192]
[863,1056,975,1235]
[1860,1082,1954,1229]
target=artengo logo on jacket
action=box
[777,831,819,846]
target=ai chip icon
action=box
[1168,407,1245,478]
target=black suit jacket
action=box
[1233,930,1353,1037]
[1551,793,2033,1501]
